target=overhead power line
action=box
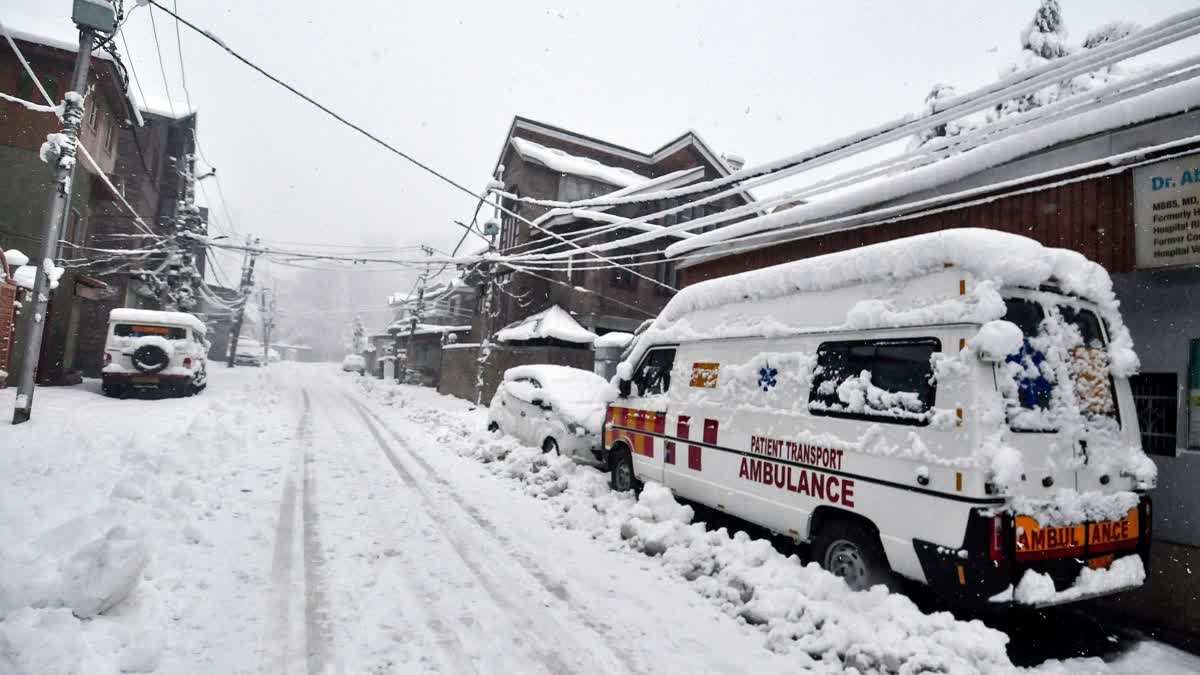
[146,0,675,292]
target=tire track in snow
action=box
[265,388,336,674]
[322,394,478,675]
[301,389,335,675]
[345,394,646,675]
[347,397,580,675]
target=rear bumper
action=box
[912,495,1152,607]
[103,371,193,389]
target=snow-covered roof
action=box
[593,331,634,348]
[495,305,597,344]
[387,322,471,336]
[512,137,649,188]
[0,11,113,61]
[138,93,195,120]
[109,308,207,335]
[530,167,706,239]
[670,76,1200,258]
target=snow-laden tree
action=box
[1021,0,1070,59]
[908,83,980,150]
[990,2,1138,122]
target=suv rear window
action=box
[808,338,939,425]
[114,323,187,339]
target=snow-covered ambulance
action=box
[604,229,1155,606]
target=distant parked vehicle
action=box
[341,354,366,374]
[234,350,263,367]
[488,364,613,462]
[102,308,208,398]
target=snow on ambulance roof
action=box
[511,137,650,188]
[648,228,1137,374]
[109,308,206,336]
[495,305,598,344]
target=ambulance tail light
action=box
[988,514,1007,562]
[183,357,193,369]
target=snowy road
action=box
[3,363,1200,674]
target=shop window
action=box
[1131,372,1178,456]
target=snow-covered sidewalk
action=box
[2,363,1197,673]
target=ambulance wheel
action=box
[609,447,640,493]
[813,519,891,592]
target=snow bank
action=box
[495,304,598,344]
[365,382,1018,673]
[511,137,649,188]
[3,248,29,268]
[1009,555,1145,606]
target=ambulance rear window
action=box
[808,338,939,425]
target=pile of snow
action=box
[1005,554,1146,606]
[12,261,64,291]
[511,137,649,188]
[364,381,1019,672]
[495,305,598,344]
[593,331,634,349]
[497,364,614,434]
[3,248,29,269]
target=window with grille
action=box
[1130,372,1178,456]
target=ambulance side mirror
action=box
[616,361,633,398]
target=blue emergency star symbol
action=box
[758,365,778,392]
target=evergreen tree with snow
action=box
[1021,0,1070,59]
[910,83,978,150]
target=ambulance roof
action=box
[109,308,207,335]
[642,229,1137,375]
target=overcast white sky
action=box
[6,0,1198,316]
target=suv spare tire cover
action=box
[132,344,170,373]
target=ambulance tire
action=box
[609,447,641,494]
[813,518,891,592]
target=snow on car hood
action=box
[500,365,614,433]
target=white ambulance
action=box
[604,229,1155,606]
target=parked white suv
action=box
[101,308,209,398]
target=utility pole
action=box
[12,19,102,424]
[399,245,434,384]
[226,236,260,367]
[260,286,276,365]
[474,172,504,405]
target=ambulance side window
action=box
[808,338,940,425]
[633,347,676,397]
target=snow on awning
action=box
[495,305,597,344]
[387,322,471,336]
[138,93,195,120]
[511,137,649,188]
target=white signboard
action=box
[1132,154,1200,269]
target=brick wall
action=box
[0,280,15,385]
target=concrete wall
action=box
[438,343,593,404]
[1113,266,1200,546]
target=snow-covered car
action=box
[489,364,613,461]
[341,354,366,374]
[102,308,208,398]
[234,350,262,367]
